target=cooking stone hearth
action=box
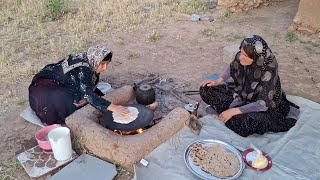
[66,85,190,169]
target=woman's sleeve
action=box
[238,102,268,113]
[77,67,111,112]
[239,64,280,113]
[94,88,105,97]
[220,66,231,80]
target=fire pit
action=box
[66,85,190,169]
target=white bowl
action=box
[97,82,111,94]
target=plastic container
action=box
[35,124,61,150]
[97,82,112,94]
[48,127,72,161]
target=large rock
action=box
[291,0,320,36]
[217,0,283,13]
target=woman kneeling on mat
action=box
[29,45,129,125]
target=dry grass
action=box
[0,90,27,117]
[0,158,24,180]
[0,1,212,155]
[147,30,161,42]
[127,52,140,60]
[217,10,231,22]
[286,32,299,43]
[225,32,245,42]
[179,0,209,15]
[116,165,127,176]
[200,28,217,38]
[0,0,210,85]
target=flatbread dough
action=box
[112,107,139,124]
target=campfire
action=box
[66,84,191,169]
[97,75,190,136]
[113,128,146,135]
[112,116,163,135]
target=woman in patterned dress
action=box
[29,46,129,125]
[200,35,300,137]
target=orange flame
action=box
[113,128,146,135]
[137,128,145,133]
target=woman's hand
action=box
[200,78,224,87]
[200,80,219,87]
[107,104,130,116]
[73,99,88,107]
[219,108,242,123]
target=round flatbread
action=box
[112,107,139,124]
[189,143,240,178]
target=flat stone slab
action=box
[16,145,78,179]
[49,154,117,180]
[223,44,239,64]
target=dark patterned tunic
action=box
[200,85,298,137]
[200,35,300,137]
[29,52,110,124]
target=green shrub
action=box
[180,0,209,15]
[286,32,298,43]
[44,0,69,19]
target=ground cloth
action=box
[134,95,320,180]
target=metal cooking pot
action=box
[133,83,156,105]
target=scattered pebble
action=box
[190,14,201,22]
[142,7,153,14]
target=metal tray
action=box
[184,139,245,180]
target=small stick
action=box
[136,75,159,85]
[154,85,189,103]
[146,77,160,84]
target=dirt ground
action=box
[1,0,320,179]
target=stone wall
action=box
[217,0,283,12]
[289,0,320,37]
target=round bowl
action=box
[242,148,272,172]
[35,124,61,150]
[97,82,111,94]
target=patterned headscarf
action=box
[86,45,112,70]
[229,35,282,109]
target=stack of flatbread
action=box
[189,143,240,178]
[112,107,139,124]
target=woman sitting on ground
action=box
[200,35,300,137]
[29,45,129,125]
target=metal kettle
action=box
[133,83,156,105]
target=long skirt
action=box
[200,85,297,137]
[29,78,79,125]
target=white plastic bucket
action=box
[48,127,72,161]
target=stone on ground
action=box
[49,154,117,180]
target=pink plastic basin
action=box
[35,124,61,150]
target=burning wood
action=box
[112,115,164,135]
[113,128,146,135]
